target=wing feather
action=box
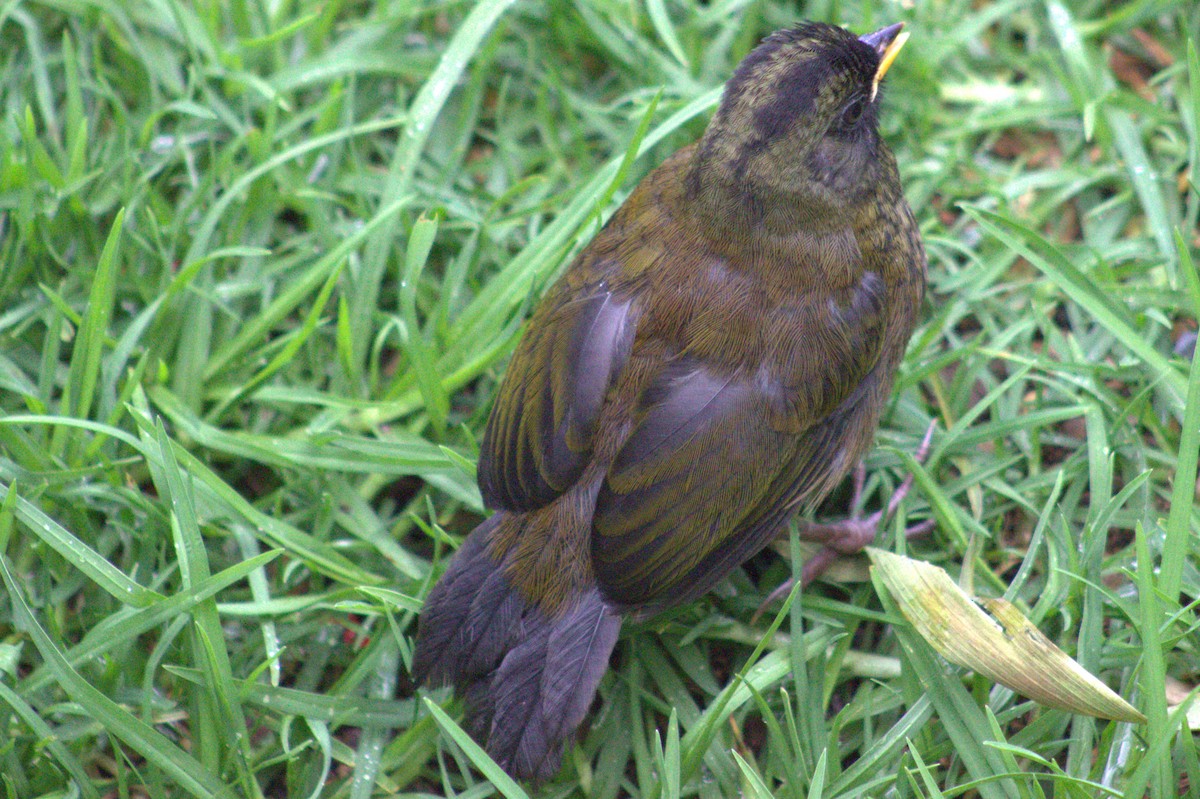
[478,281,634,512]
[592,277,889,611]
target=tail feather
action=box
[486,620,555,776]
[412,516,501,685]
[541,592,620,745]
[413,515,621,781]
[460,567,524,674]
[460,676,496,740]
[487,591,620,780]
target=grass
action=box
[0,0,1197,796]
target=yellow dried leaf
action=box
[869,548,1145,723]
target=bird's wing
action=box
[477,276,635,512]
[591,286,889,611]
[474,148,691,514]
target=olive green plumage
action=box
[414,20,925,780]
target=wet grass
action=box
[0,1,1197,796]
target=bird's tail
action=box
[413,514,621,781]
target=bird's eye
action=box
[839,97,866,128]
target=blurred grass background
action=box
[0,0,1197,796]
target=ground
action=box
[0,1,1197,797]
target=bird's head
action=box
[689,21,908,228]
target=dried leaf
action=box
[869,548,1146,723]
[1109,47,1156,100]
[1131,29,1174,68]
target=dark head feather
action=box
[717,22,880,134]
[688,21,897,230]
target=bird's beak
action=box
[860,23,909,102]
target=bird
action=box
[413,20,925,781]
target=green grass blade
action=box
[423,697,530,799]
[60,207,124,447]
[965,207,1187,409]
[0,479,159,606]
[0,681,100,799]
[0,554,229,798]
[1161,232,1200,598]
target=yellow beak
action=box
[859,23,910,101]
